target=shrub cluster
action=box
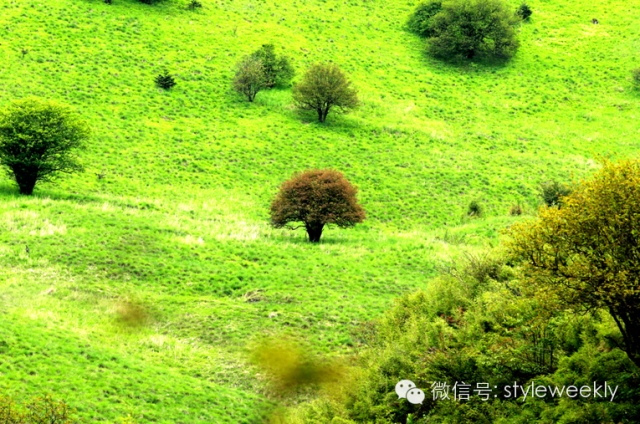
[0,393,80,423]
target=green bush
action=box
[467,200,483,217]
[516,3,533,20]
[538,180,572,207]
[0,393,82,423]
[250,44,295,88]
[407,0,443,37]
[427,0,520,60]
[154,69,177,89]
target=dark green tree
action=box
[155,69,177,89]
[427,0,521,60]
[292,63,359,123]
[0,98,90,195]
[250,44,295,88]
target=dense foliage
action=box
[406,0,443,38]
[286,251,640,423]
[508,159,640,368]
[292,63,359,123]
[0,98,90,195]
[250,44,295,88]
[269,169,365,242]
[426,0,521,60]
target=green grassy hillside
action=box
[0,0,639,421]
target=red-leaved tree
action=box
[270,169,365,242]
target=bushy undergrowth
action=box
[286,251,640,423]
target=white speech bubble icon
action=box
[395,380,416,399]
[406,388,426,405]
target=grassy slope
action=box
[0,0,639,421]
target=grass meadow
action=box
[0,0,639,421]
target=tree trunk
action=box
[610,306,640,369]
[306,224,324,242]
[317,109,325,123]
[13,168,37,195]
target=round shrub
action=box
[427,0,520,60]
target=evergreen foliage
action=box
[539,180,572,207]
[154,69,177,90]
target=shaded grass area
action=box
[0,316,266,423]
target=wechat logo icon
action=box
[395,380,426,405]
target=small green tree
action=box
[233,56,268,102]
[292,63,359,123]
[155,69,177,89]
[250,44,295,88]
[407,0,443,37]
[0,98,90,195]
[270,169,366,242]
[427,0,521,60]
